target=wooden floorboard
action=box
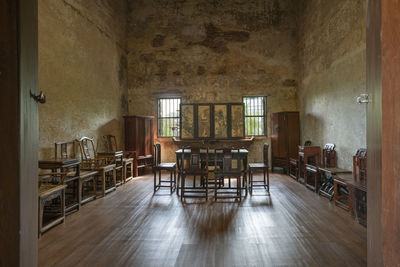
[38,173,367,267]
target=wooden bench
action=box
[38,184,67,237]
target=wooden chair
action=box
[38,172,67,237]
[353,148,367,184]
[77,137,116,197]
[180,148,209,201]
[248,143,270,195]
[289,140,311,180]
[214,149,243,202]
[53,141,81,213]
[153,143,176,194]
[56,140,97,205]
[102,134,135,183]
[322,143,337,168]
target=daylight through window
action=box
[158,98,181,137]
[243,96,266,136]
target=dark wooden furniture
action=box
[297,146,320,183]
[288,158,298,179]
[98,151,124,186]
[79,170,98,205]
[353,148,367,183]
[38,183,67,238]
[333,173,353,211]
[54,140,98,206]
[288,141,311,180]
[124,115,154,175]
[102,134,135,183]
[180,148,209,200]
[77,137,116,197]
[270,111,300,173]
[347,179,367,226]
[172,136,255,149]
[248,143,270,194]
[39,156,80,214]
[322,143,337,167]
[305,164,320,192]
[318,167,352,200]
[176,148,249,197]
[153,143,176,194]
[214,149,243,201]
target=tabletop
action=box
[39,158,80,169]
[175,149,248,154]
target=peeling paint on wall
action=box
[298,0,366,170]
[38,0,128,159]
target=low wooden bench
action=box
[79,170,98,205]
[38,184,67,238]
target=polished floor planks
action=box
[38,173,367,266]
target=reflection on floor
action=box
[39,173,367,267]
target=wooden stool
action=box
[248,143,270,195]
[153,143,176,194]
[38,184,67,237]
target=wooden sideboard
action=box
[124,115,154,175]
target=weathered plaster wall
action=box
[127,0,300,162]
[298,0,366,170]
[38,0,128,158]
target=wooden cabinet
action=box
[270,112,300,173]
[124,116,154,174]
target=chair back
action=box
[322,143,336,167]
[304,140,312,146]
[154,143,162,166]
[54,140,76,159]
[102,134,118,153]
[180,148,209,174]
[77,137,97,161]
[263,143,269,166]
[216,148,241,173]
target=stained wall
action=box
[38,0,128,158]
[126,0,300,162]
[298,0,367,170]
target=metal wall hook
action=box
[356,94,369,104]
[30,90,46,104]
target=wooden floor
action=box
[39,173,367,267]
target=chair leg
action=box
[206,174,208,201]
[170,171,173,194]
[249,170,253,195]
[263,168,266,188]
[267,167,270,192]
[215,175,218,201]
[159,170,161,185]
[181,174,184,201]
[154,170,157,193]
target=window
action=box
[243,96,266,136]
[157,98,181,137]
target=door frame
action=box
[0,0,39,266]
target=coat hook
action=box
[356,94,369,104]
[30,90,46,104]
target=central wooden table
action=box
[175,148,248,197]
